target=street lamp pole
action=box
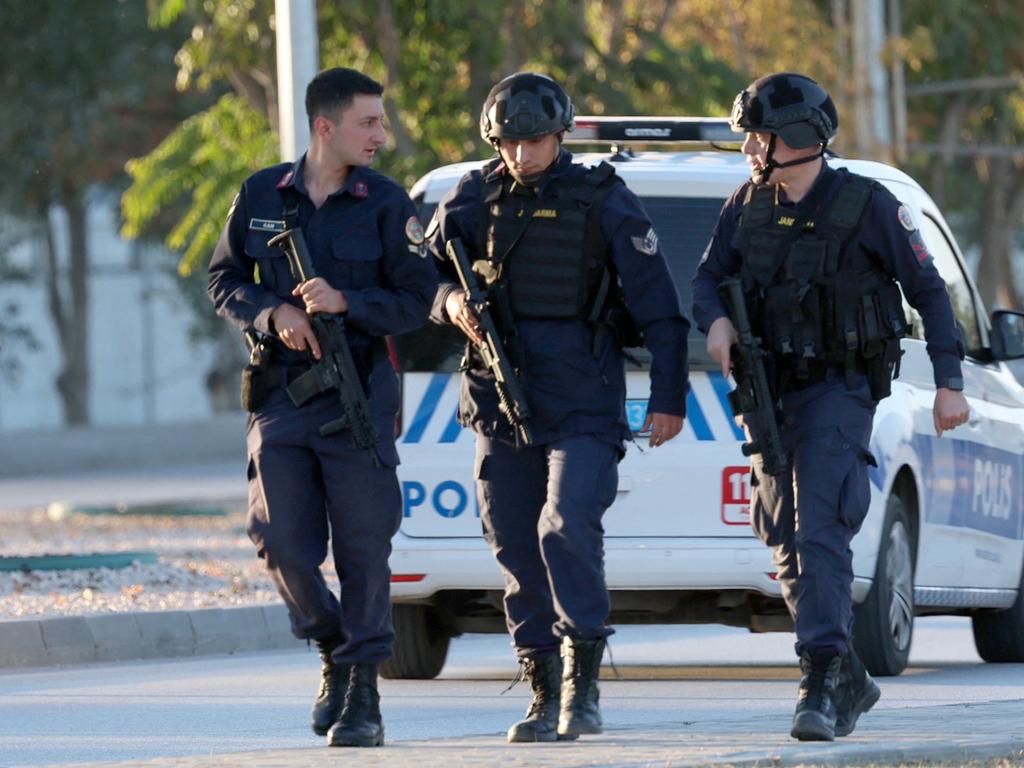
[274,0,319,162]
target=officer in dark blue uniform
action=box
[692,72,971,741]
[428,72,690,743]
[208,67,436,748]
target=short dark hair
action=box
[305,67,384,128]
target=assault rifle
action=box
[447,238,533,446]
[267,228,380,464]
[719,278,788,477]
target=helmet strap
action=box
[755,133,826,184]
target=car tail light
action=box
[391,574,425,583]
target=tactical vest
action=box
[483,162,620,321]
[735,169,908,396]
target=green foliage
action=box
[899,0,1024,260]
[122,94,277,276]
[0,0,192,213]
[149,0,277,95]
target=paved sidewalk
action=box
[1,414,245,480]
[34,699,1024,768]
[0,604,302,668]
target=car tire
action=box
[971,567,1024,662]
[379,604,451,680]
[853,493,915,676]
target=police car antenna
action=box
[566,116,742,148]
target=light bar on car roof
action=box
[566,116,739,144]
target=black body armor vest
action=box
[483,162,620,321]
[735,169,908,397]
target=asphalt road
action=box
[2,619,1023,768]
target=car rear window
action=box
[394,197,724,372]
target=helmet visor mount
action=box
[492,95,557,141]
[480,72,575,144]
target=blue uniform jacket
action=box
[208,157,437,447]
[429,149,690,448]
[691,165,965,388]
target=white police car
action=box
[384,118,1024,680]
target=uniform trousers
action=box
[475,433,620,659]
[246,385,402,664]
[749,375,876,657]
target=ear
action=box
[312,114,334,139]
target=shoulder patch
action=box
[630,226,659,255]
[897,204,916,232]
[353,181,369,198]
[405,215,425,244]
[908,229,933,266]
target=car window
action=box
[918,213,983,355]
[639,196,724,370]
[394,196,724,372]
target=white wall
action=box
[0,191,218,431]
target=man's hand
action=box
[445,288,484,344]
[934,388,970,437]
[643,412,684,448]
[707,316,738,377]
[270,303,321,360]
[293,277,348,315]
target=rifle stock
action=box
[719,278,788,476]
[268,228,381,463]
[446,238,533,446]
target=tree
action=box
[898,0,1024,311]
[122,0,868,404]
[0,224,39,385]
[0,0,202,424]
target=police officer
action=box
[208,67,436,747]
[429,72,690,743]
[692,72,971,741]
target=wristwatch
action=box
[939,377,964,391]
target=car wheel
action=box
[379,604,451,680]
[853,493,915,676]
[972,566,1024,662]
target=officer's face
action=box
[742,131,817,184]
[496,133,561,181]
[742,131,779,175]
[321,94,388,167]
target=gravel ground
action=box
[0,506,299,620]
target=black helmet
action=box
[729,72,838,149]
[480,72,575,143]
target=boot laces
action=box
[802,654,838,709]
[500,663,526,695]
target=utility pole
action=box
[889,0,907,162]
[274,0,319,162]
[851,0,892,161]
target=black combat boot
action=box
[557,637,605,739]
[507,654,562,743]
[790,650,842,741]
[327,663,384,747]
[834,645,881,737]
[311,636,349,736]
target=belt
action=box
[784,359,866,392]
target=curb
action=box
[0,604,303,669]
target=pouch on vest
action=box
[861,280,908,400]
